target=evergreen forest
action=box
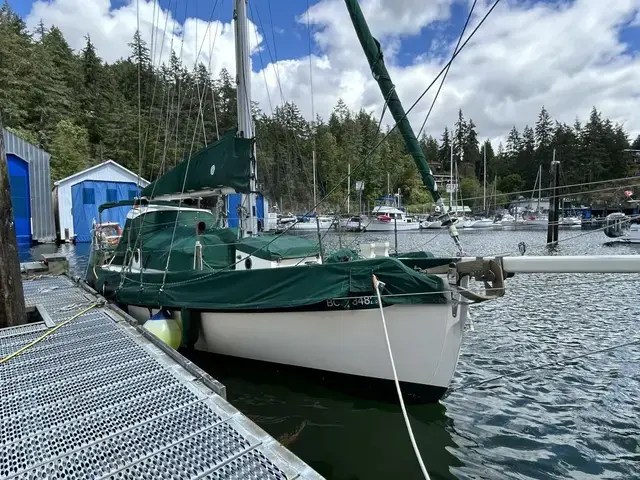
[1,2,639,213]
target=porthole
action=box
[245,257,253,270]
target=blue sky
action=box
[9,0,640,65]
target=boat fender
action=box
[143,308,182,350]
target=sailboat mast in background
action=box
[449,139,454,212]
[234,0,257,236]
[483,145,487,213]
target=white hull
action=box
[419,220,442,229]
[526,217,548,227]
[127,282,468,397]
[501,219,527,226]
[289,221,334,231]
[364,220,420,231]
[468,219,495,229]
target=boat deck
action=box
[0,274,321,480]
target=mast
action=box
[312,150,317,211]
[449,142,454,212]
[344,0,441,207]
[537,164,542,213]
[347,163,351,214]
[344,0,463,254]
[483,144,487,213]
[234,0,257,236]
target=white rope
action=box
[372,275,431,480]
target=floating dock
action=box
[1,266,322,479]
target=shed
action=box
[2,128,56,244]
[53,160,149,243]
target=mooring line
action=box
[0,303,100,365]
[373,275,431,480]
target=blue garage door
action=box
[71,180,140,242]
[7,153,31,244]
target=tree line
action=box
[1,2,639,214]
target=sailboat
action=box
[467,142,494,228]
[87,0,640,404]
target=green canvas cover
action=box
[113,209,236,271]
[325,248,361,263]
[141,129,252,199]
[344,0,440,203]
[94,256,448,310]
[237,235,320,261]
[392,251,455,271]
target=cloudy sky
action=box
[9,0,640,143]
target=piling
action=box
[547,151,560,244]
[0,112,26,327]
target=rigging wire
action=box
[139,0,517,279]
[486,213,640,258]
[121,0,221,289]
[447,174,640,206]
[416,0,478,139]
[252,0,316,207]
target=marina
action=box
[0,260,321,480]
[14,228,640,480]
[1,0,639,478]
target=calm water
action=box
[32,228,640,479]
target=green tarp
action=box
[112,209,236,271]
[325,248,360,263]
[94,256,447,310]
[142,129,253,199]
[237,235,320,261]
[391,251,454,270]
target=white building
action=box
[53,160,149,243]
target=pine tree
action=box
[534,106,552,150]
[438,127,451,169]
[453,109,466,163]
[505,126,521,165]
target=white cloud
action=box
[26,0,640,144]
[26,0,261,76]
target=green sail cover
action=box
[344,0,441,203]
[142,129,252,199]
[94,256,447,311]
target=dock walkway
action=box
[0,274,321,479]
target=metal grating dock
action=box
[1,275,322,480]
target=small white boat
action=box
[561,216,582,227]
[525,214,549,227]
[419,216,442,229]
[467,218,495,229]
[340,216,366,232]
[364,197,420,232]
[501,213,527,226]
[290,215,335,231]
[604,213,639,243]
